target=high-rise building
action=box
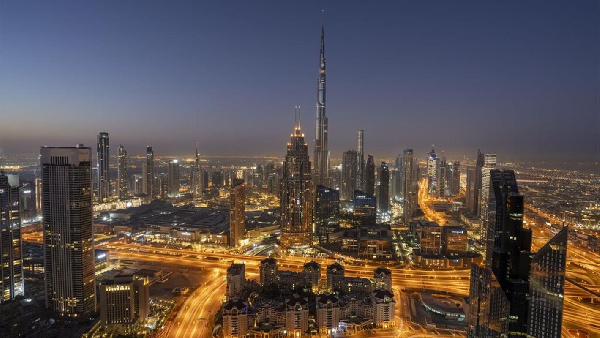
[392,155,403,202]
[315,185,339,244]
[356,130,365,191]
[427,147,439,196]
[478,153,497,221]
[377,162,389,213]
[222,299,249,337]
[451,161,460,196]
[303,261,321,289]
[402,149,417,223]
[226,263,246,300]
[41,146,96,319]
[473,150,484,216]
[167,159,180,198]
[528,227,567,338]
[192,149,204,200]
[365,155,375,196]
[280,116,313,249]
[97,132,110,202]
[230,179,245,247]
[313,24,330,187]
[117,144,128,200]
[341,150,358,201]
[259,258,278,286]
[0,172,24,302]
[466,166,476,214]
[353,190,377,226]
[143,146,154,198]
[316,293,340,335]
[437,156,447,198]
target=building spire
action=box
[314,14,329,186]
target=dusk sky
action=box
[0,1,598,162]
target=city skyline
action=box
[0,1,598,163]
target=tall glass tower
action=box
[0,172,24,302]
[313,24,329,187]
[117,144,128,200]
[97,132,110,202]
[41,146,96,319]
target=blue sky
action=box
[0,1,598,162]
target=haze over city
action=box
[1,1,598,163]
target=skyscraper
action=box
[315,185,339,244]
[313,24,330,187]
[478,153,497,220]
[473,149,485,216]
[97,132,110,202]
[356,130,365,191]
[167,159,180,198]
[402,149,416,223]
[528,227,567,338]
[0,172,24,303]
[280,116,313,249]
[229,178,245,247]
[378,162,389,213]
[41,146,96,319]
[364,154,375,196]
[143,146,154,198]
[341,150,358,201]
[427,147,438,196]
[117,144,128,200]
[192,149,204,200]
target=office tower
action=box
[143,146,154,198]
[259,257,278,286]
[0,172,24,302]
[377,162,389,213]
[437,156,447,198]
[489,170,530,333]
[451,161,460,196]
[353,190,377,226]
[418,223,442,256]
[478,153,497,220]
[315,185,339,244]
[365,155,375,196]
[167,159,180,197]
[466,166,476,214]
[226,263,246,300]
[117,144,128,200]
[280,117,313,249]
[97,132,110,202]
[191,149,203,200]
[313,24,330,187]
[341,150,358,201]
[34,178,42,213]
[427,147,439,196]
[230,179,245,247]
[402,149,416,223]
[98,272,150,328]
[41,146,96,319]
[392,155,403,202]
[528,227,567,338]
[473,150,485,215]
[211,171,223,188]
[467,263,509,337]
[356,130,365,190]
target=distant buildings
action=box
[41,146,96,319]
[402,149,417,224]
[0,172,24,302]
[229,179,245,247]
[356,130,365,191]
[97,132,110,202]
[427,147,439,196]
[117,144,128,200]
[280,117,313,249]
[364,155,375,196]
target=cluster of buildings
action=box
[222,260,396,337]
